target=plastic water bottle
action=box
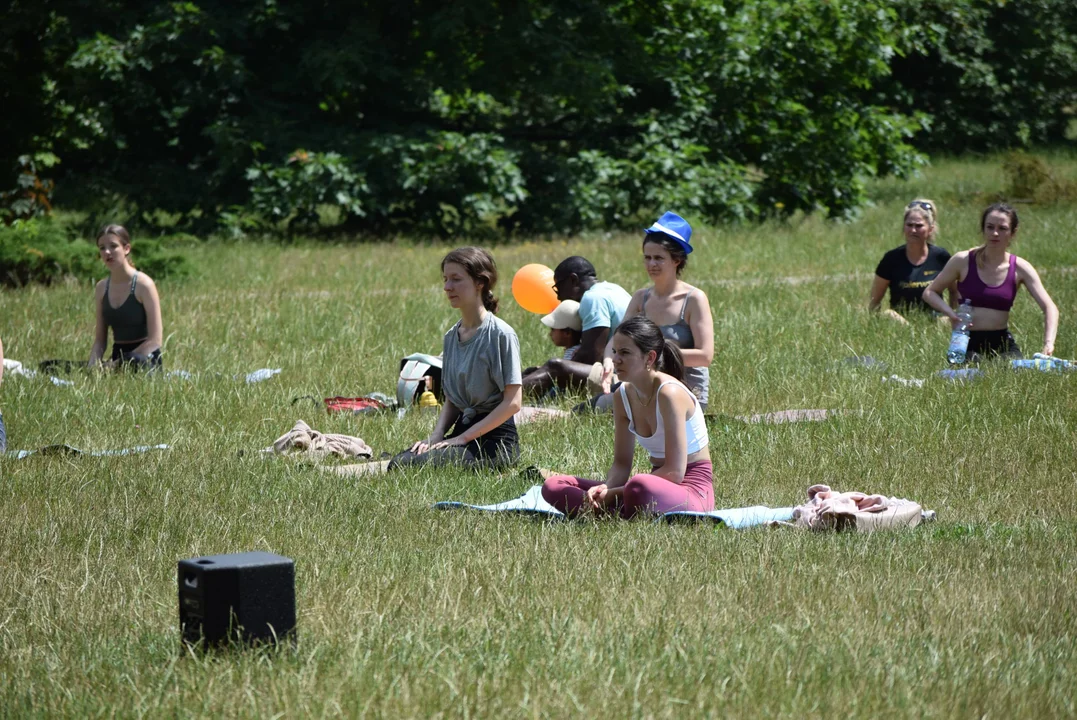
[946,301,973,364]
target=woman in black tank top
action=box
[89,224,164,370]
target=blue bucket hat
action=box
[644,211,693,254]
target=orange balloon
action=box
[512,263,559,314]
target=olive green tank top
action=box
[102,273,148,344]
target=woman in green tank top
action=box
[89,225,164,370]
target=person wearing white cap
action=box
[598,211,714,409]
[521,300,583,397]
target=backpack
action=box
[397,353,443,407]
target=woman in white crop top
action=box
[542,316,713,518]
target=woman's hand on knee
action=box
[411,435,445,455]
[426,436,467,452]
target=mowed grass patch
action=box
[1,154,1077,717]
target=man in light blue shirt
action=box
[521,256,631,396]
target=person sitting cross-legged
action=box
[521,300,583,398]
[541,316,713,518]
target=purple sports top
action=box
[958,249,1018,312]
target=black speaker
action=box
[178,551,296,647]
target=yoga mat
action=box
[8,443,171,460]
[435,486,795,528]
[661,506,795,528]
[433,485,563,517]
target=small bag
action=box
[397,353,443,407]
[324,396,388,414]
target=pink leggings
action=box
[541,461,714,519]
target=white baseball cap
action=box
[541,300,582,331]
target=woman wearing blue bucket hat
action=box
[598,211,714,409]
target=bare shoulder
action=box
[1014,255,1037,272]
[1014,256,1041,280]
[94,278,107,297]
[657,379,693,413]
[685,285,710,307]
[135,273,159,299]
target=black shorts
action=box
[388,412,519,471]
[111,343,163,371]
[967,330,1022,362]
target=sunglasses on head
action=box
[907,200,933,212]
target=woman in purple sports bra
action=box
[922,203,1059,360]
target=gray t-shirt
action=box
[442,313,522,422]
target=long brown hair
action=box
[441,247,499,313]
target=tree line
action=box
[3,0,1075,237]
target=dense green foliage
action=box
[2,0,1075,237]
[0,219,194,287]
[885,0,1077,152]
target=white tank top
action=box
[619,380,708,459]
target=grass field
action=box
[2,153,1077,717]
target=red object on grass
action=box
[324,397,386,414]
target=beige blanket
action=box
[272,420,373,459]
[789,484,924,532]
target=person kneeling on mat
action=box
[89,224,164,371]
[541,316,713,518]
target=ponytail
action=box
[614,315,685,382]
[482,288,499,314]
[658,339,685,382]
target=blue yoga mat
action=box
[433,485,563,517]
[661,506,795,528]
[434,485,794,528]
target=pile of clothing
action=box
[271,420,372,459]
[780,484,934,532]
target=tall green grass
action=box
[1,153,1076,717]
